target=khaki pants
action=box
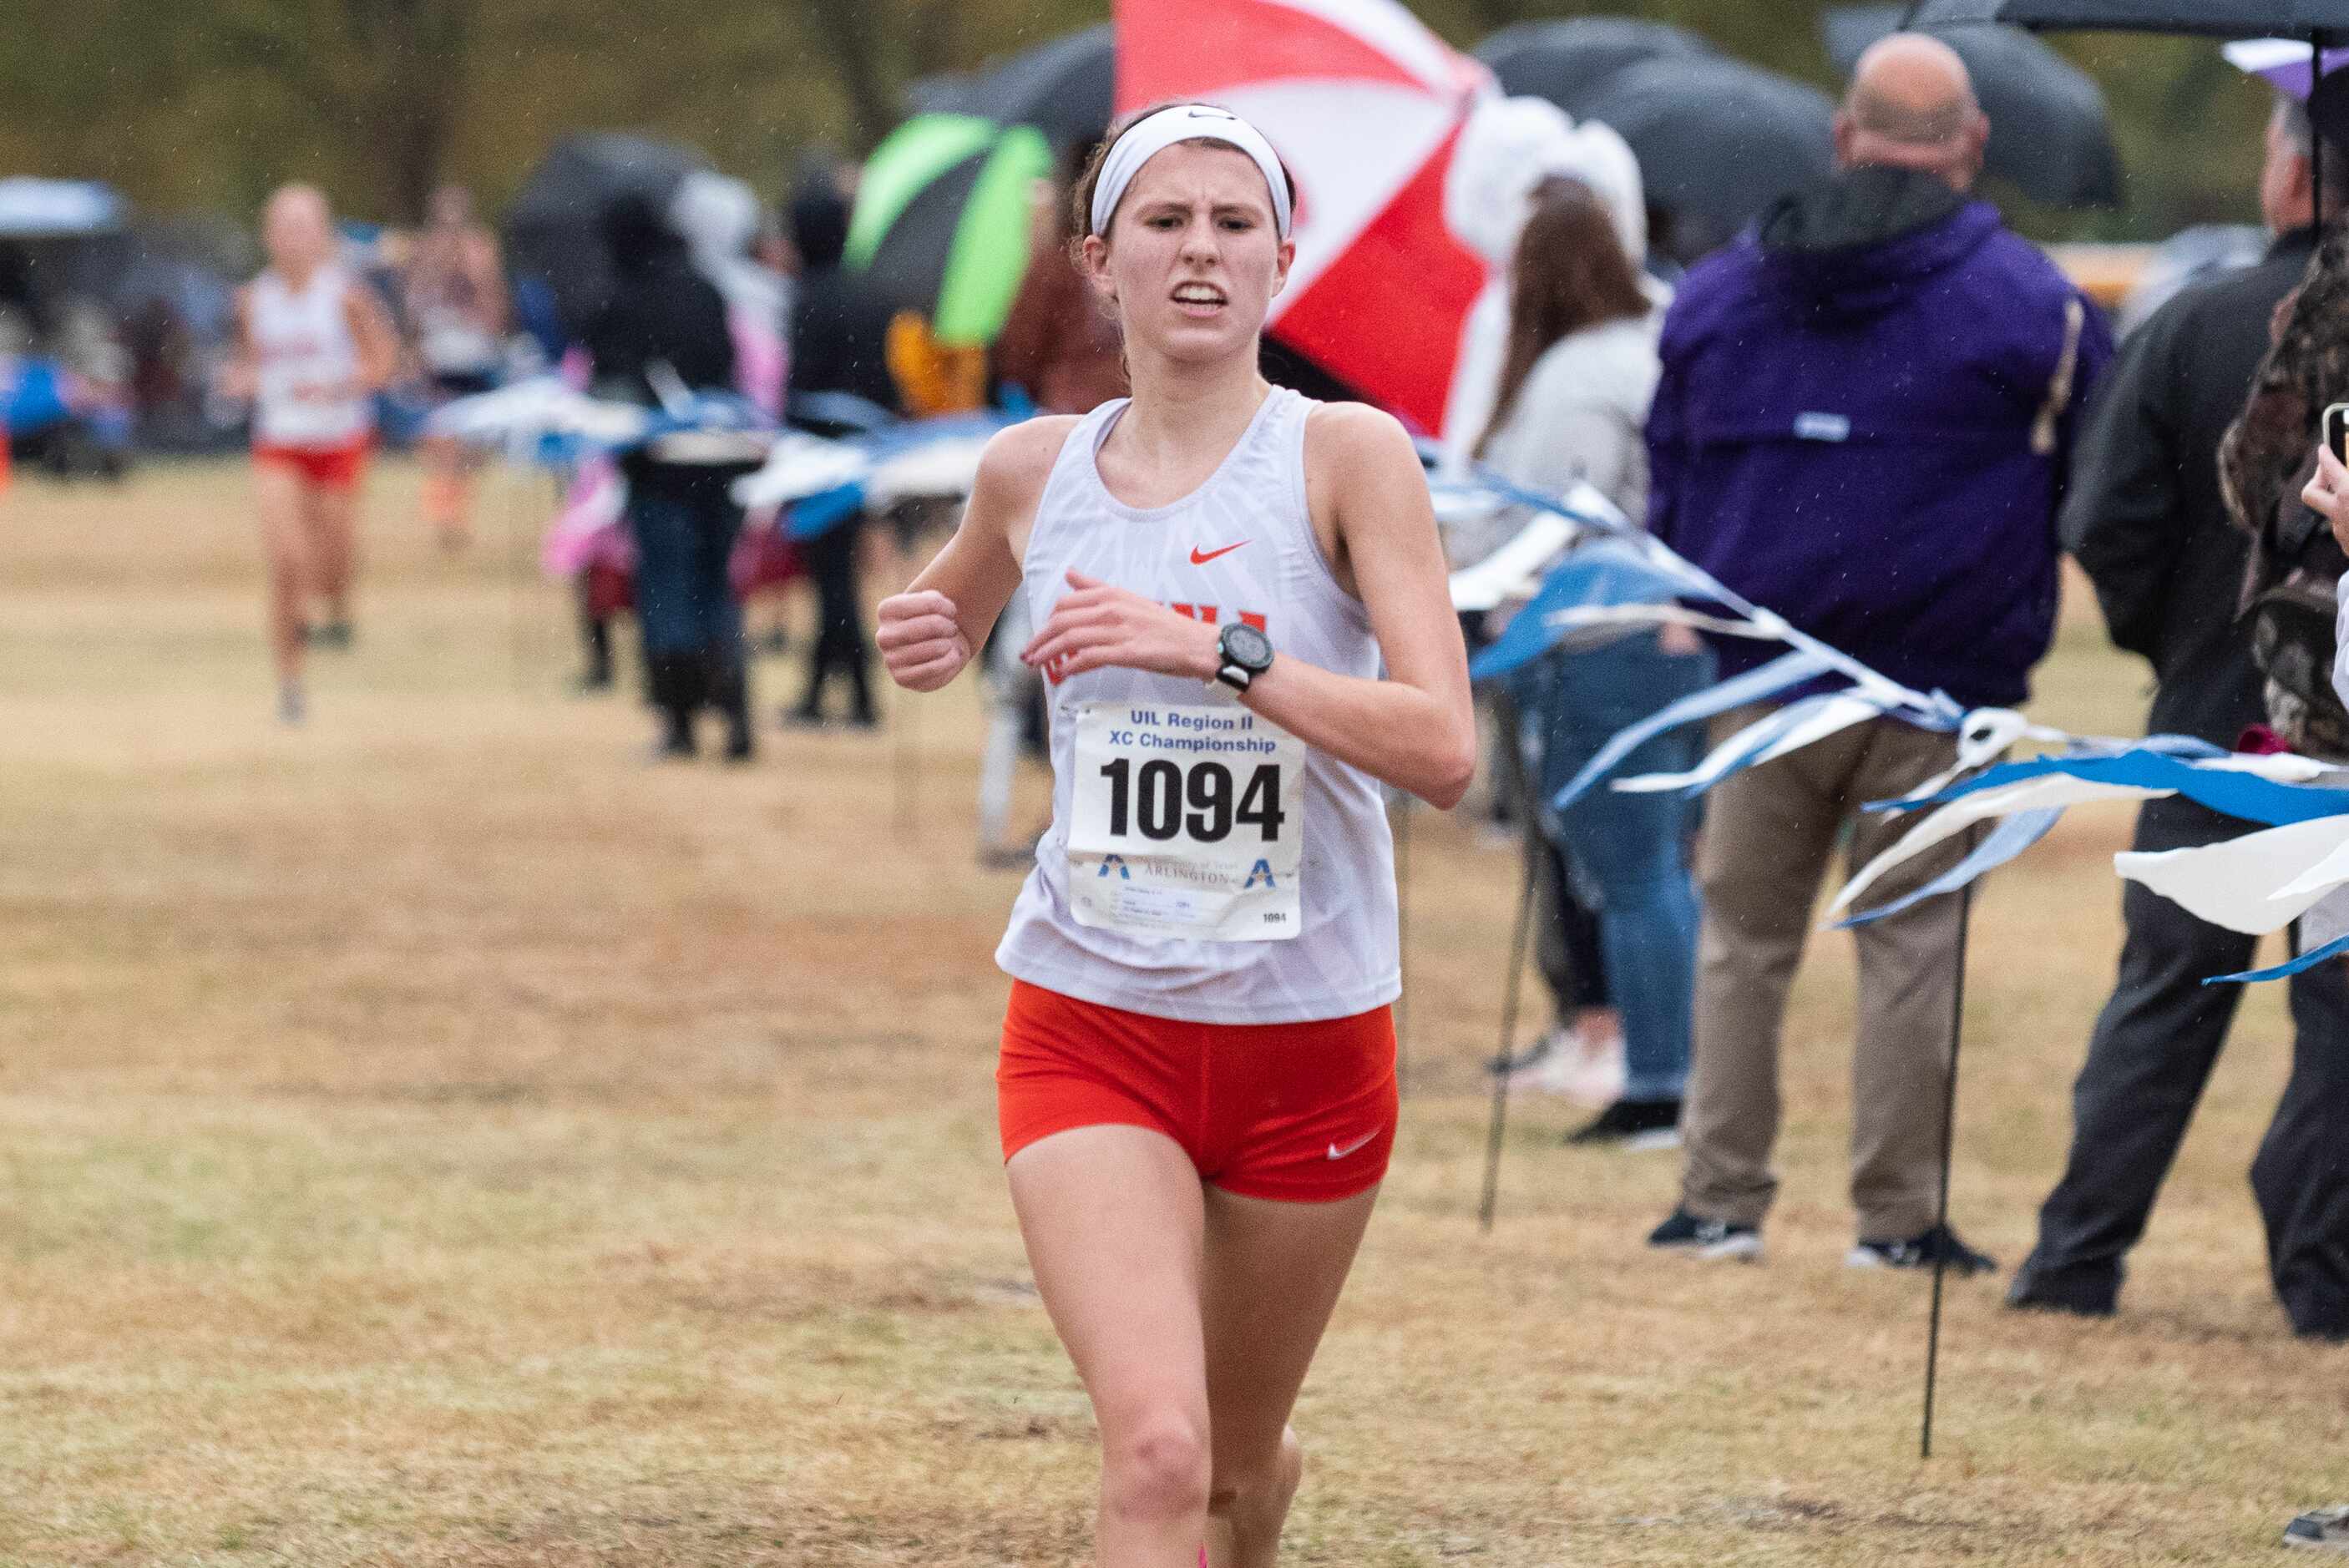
[1680,705,1972,1239]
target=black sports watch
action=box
[1212,621,1274,694]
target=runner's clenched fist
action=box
[876,589,974,690]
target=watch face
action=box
[1223,622,1274,670]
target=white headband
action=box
[1089,104,1293,240]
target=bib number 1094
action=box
[1096,758,1285,844]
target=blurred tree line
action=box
[0,0,2279,240]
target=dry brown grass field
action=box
[3,458,2344,1567]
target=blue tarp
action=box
[2,358,73,435]
[0,178,124,239]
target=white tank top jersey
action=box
[995,387,1402,1025]
[250,266,371,449]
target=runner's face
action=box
[1089,142,1293,366]
[265,195,331,274]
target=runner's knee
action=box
[1102,1409,1211,1525]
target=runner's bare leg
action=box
[256,462,309,684]
[422,431,473,550]
[306,479,358,628]
[1010,1125,1210,1567]
[1200,1184,1378,1568]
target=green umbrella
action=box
[847,114,1054,347]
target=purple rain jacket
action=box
[1645,166,2114,711]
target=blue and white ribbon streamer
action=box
[738,412,1016,540]
[1836,809,2064,930]
[2116,814,2349,934]
[1551,650,1840,811]
[2209,933,2349,985]
[1431,466,2349,984]
[1897,750,2347,828]
[433,377,1020,544]
[1830,771,2169,922]
[429,375,774,468]
[1616,692,1887,797]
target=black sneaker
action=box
[2005,1262,2119,1318]
[1848,1224,1998,1277]
[2284,1505,2349,1552]
[1567,1099,1682,1151]
[1647,1208,1763,1262]
[312,620,354,651]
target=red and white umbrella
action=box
[1115,0,1494,435]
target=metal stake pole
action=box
[1921,881,1975,1461]
[1478,826,1541,1234]
[1395,797,1414,1095]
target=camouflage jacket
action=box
[2220,222,2349,761]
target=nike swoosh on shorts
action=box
[1326,1131,1377,1160]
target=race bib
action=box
[1066,701,1304,942]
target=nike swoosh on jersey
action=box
[1190,541,1249,565]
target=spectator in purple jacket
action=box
[1640,34,2114,1272]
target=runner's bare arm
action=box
[342,286,401,392]
[472,233,510,336]
[1021,404,1476,808]
[878,417,1074,691]
[216,287,259,401]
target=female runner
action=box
[876,104,1475,1568]
[220,185,399,725]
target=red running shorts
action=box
[254,439,372,490]
[998,979,1399,1203]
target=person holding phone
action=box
[2301,412,2349,553]
[2255,346,2349,1563]
[2010,88,2349,1338]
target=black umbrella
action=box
[1474,18,1716,119]
[1578,58,1838,254]
[1912,0,2349,31]
[1825,6,2123,206]
[505,133,709,339]
[1909,2,2349,231]
[906,24,1114,156]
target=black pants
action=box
[1535,833,1609,1015]
[1488,684,1607,1015]
[796,517,873,721]
[2016,797,2349,1338]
